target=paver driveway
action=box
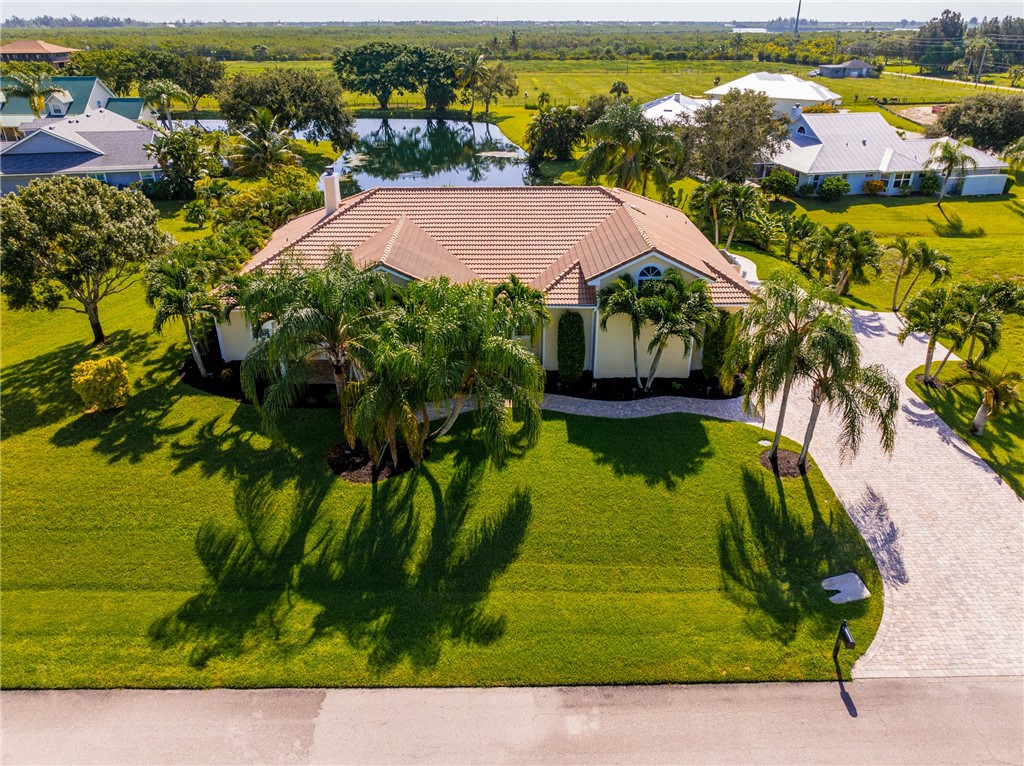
[543,309,1023,679]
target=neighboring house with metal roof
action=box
[705,72,841,117]
[0,76,153,137]
[818,60,875,79]
[0,40,81,68]
[641,93,706,124]
[0,108,161,194]
[218,183,753,380]
[767,112,1008,197]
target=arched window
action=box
[797,125,806,134]
[637,265,662,285]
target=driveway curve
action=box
[541,309,1023,679]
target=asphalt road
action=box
[2,678,1021,765]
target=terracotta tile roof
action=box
[246,186,751,307]
[0,40,81,55]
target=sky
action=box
[1,0,1020,24]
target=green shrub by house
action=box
[818,176,851,201]
[557,310,585,384]
[862,179,887,196]
[71,357,130,412]
[919,172,941,196]
[760,169,798,200]
[700,310,732,379]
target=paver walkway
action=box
[542,309,1023,679]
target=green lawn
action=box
[1,269,881,687]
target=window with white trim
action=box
[637,265,663,285]
[890,172,913,189]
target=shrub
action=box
[817,176,851,201]
[761,169,798,199]
[796,182,816,198]
[557,311,586,384]
[862,179,887,196]
[802,103,838,114]
[71,357,130,412]
[898,185,913,197]
[699,311,732,378]
[918,172,942,196]
[183,199,211,227]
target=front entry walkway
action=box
[542,310,1023,679]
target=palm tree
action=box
[780,213,817,265]
[456,53,490,119]
[508,30,521,52]
[889,240,953,312]
[144,249,224,378]
[688,179,731,247]
[229,107,301,177]
[236,252,393,436]
[950,283,1003,365]
[597,272,652,390]
[642,271,719,392]
[722,184,766,251]
[924,138,978,207]
[1,73,63,119]
[139,79,190,126]
[835,228,883,296]
[795,312,899,471]
[579,100,682,196]
[610,80,629,99]
[897,286,958,385]
[537,91,552,110]
[492,274,550,342]
[1002,136,1024,172]
[723,272,841,463]
[948,363,1022,436]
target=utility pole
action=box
[974,44,988,85]
[794,0,802,39]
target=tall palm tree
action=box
[144,249,224,378]
[951,283,1004,365]
[229,107,301,177]
[579,100,682,196]
[889,240,953,313]
[688,179,731,247]
[1,73,63,119]
[924,138,978,207]
[722,272,841,463]
[507,30,521,52]
[456,53,490,119]
[139,79,190,126]
[597,272,652,390]
[236,253,393,437]
[948,363,1022,436]
[492,274,550,342]
[795,312,899,471]
[642,271,719,392]
[722,184,766,251]
[610,80,629,98]
[897,286,958,385]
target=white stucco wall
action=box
[216,310,256,362]
[960,174,1007,196]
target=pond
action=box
[191,117,529,188]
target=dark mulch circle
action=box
[914,373,947,390]
[327,442,416,483]
[759,449,806,477]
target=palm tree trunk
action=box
[797,394,822,471]
[769,362,797,461]
[937,171,950,206]
[891,270,904,312]
[923,338,937,383]
[724,223,738,251]
[644,344,666,393]
[967,335,977,363]
[712,212,720,247]
[932,343,957,380]
[185,324,211,378]
[971,401,991,435]
[898,270,924,311]
[332,363,347,411]
[632,336,642,390]
[836,269,852,296]
[430,392,468,439]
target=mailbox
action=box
[833,619,855,661]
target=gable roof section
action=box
[105,98,147,120]
[245,186,752,307]
[0,76,103,117]
[705,72,840,103]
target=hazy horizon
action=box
[2,0,1020,25]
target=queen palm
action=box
[139,79,190,126]
[888,238,953,312]
[897,286,958,385]
[688,179,731,247]
[580,100,681,196]
[723,272,841,463]
[598,272,653,390]
[642,271,719,392]
[722,184,765,251]
[948,363,1022,436]
[2,73,63,119]
[229,107,300,177]
[795,312,899,471]
[924,138,978,207]
[144,249,224,378]
[237,252,392,436]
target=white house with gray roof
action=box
[767,112,1008,197]
[641,93,705,124]
[705,72,841,117]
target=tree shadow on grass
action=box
[1,329,156,440]
[717,468,871,644]
[929,210,986,238]
[553,411,713,489]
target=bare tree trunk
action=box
[797,389,822,470]
[85,301,105,346]
[971,402,991,435]
[923,338,937,383]
[644,344,666,393]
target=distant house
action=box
[641,93,705,125]
[704,72,841,118]
[0,76,153,139]
[218,185,752,379]
[767,112,1007,197]
[0,109,161,195]
[818,60,875,79]
[0,40,81,69]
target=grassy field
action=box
[0,269,881,687]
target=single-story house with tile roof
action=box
[818,59,875,79]
[0,76,153,139]
[766,111,1008,197]
[0,40,81,68]
[641,93,705,124]
[0,108,161,194]
[219,181,753,380]
[705,72,841,118]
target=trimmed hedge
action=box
[557,311,586,384]
[71,357,130,412]
[818,176,851,201]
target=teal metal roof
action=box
[104,98,146,120]
[0,76,101,117]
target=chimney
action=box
[324,165,341,215]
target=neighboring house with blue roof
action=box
[0,108,161,194]
[767,112,1008,197]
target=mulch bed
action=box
[759,448,806,477]
[327,442,416,483]
[546,372,741,402]
[915,373,947,390]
